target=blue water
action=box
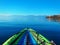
[0,16,60,45]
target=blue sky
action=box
[0,0,60,16]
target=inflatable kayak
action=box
[2,28,52,45]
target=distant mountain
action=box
[0,15,44,25]
[46,15,60,21]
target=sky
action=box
[0,0,60,16]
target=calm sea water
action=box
[0,16,60,45]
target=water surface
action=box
[0,16,60,45]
